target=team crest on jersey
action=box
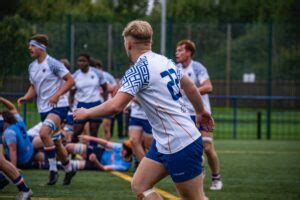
[188,72,192,77]
[43,69,46,73]
[91,75,94,79]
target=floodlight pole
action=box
[160,0,166,55]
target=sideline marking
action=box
[111,171,179,199]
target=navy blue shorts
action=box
[66,114,74,125]
[75,101,102,124]
[146,137,203,183]
[129,117,152,134]
[190,116,204,131]
[40,107,69,122]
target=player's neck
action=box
[131,49,151,63]
[181,59,192,68]
[37,52,47,64]
[81,66,89,73]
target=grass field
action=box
[1,140,300,200]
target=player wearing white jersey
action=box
[128,99,153,162]
[18,34,76,186]
[176,39,223,191]
[95,59,117,140]
[71,54,108,146]
[74,20,213,200]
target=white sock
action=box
[49,158,58,172]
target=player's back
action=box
[120,51,200,154]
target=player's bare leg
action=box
[72,123,85,143]
[202,131,222,190]
[102,118,112,140]
[131,157,168,200]
[0,146,33,199]
[39,114,60,185]
[129,128,146,161]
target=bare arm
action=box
[79,135,113,149]
[181,75,214,131]
[198,79,213,95]
[8,143,17,167]
[74,92,133,120]
[17,85,36,107]
[0,97,18,114]
[89,154,113,171]
[49,73,74,106]
[181,75,205,114]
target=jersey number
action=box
[160,69,182,100]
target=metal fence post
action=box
[226,23,232,108]
[257,111,262,139]
[232,98,237,139]
[266,21,273,140]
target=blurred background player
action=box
[128,99,153,166]
[95,59,117,140]
[70,53,109,146]
[74,20,214,200]
[176,39,223,190]
[17,34,76,185]
[0,113,33,200]
[66,135,132,171]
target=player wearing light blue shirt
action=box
[3,113,33,166]
[74,20,214,200]
[67,136,132,172]
[0,97,33,199]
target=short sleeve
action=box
[196,64,210,84]
[119,56,150,96]
[48,58,69,78]
[94,68,107,86]
[4,129,17,145]
[14,114,23,122]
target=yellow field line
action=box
[111,171,179,200]
[218,150,300,155]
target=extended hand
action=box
[196,110,214,132]
[73,108,89,121]
[49,95,59,107]
[17,97,27,107]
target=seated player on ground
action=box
[0,113,33,200]
[0,97,36,169]
[66,135,132,171]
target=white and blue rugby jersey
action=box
[73,67,106,103]
[28,55,70,113]
[177,60,211,115]
[119,51,200,154]
[103,71,116,86]
[130,101,148,120]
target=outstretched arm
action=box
[0,97,18,114]
[78,135,113,149]
[74,92,133,120]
